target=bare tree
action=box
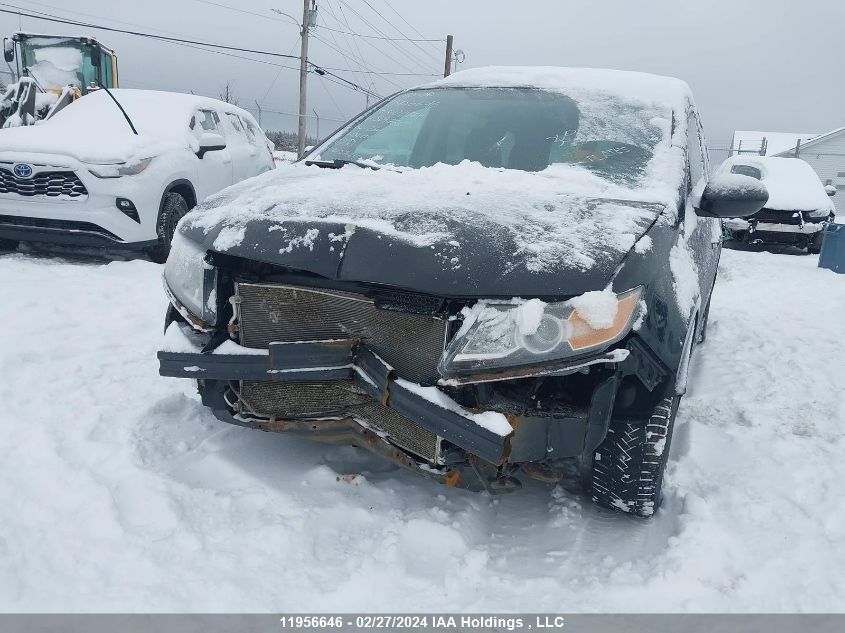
[217,82,239,106]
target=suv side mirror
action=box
[825,184,837,197]
[695,173,769,219]
[196,132,226,159]
[3,38,13,63]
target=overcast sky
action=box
[2,0,843,158]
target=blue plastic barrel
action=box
[818,223,845,274]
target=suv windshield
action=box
[315,87,666,185]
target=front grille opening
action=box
[236,282,448,384]
[0,168,88,198]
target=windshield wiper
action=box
[304,158,380,171]
[98,83,138,135]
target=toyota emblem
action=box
[13,163,33,179]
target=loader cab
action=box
[5,32,118,94]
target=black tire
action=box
[0,238,19,253]
[147,192,190,264]
[591,395,680,517]
[808,231,824,255]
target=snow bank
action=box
[717,156,835,213]
[1,250,845,611]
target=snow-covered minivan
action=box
[157,67,769,516]
[720,156,836,253]
[0,89,274,262]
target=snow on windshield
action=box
[315,87,669,189]
[28,45,83,87]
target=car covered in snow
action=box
[720,155,835,253]
[0,89,274,261]
[157,67,768,516]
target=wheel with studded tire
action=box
[591,395,680,517]
[147,192,190,264]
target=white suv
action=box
[0,89,274,261]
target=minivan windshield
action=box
[314,87,667,186]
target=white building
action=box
[731,128,845,215]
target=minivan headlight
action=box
[439,287,642,376]
[163,232,218,325]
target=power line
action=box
[0,5,301,61]
[334,0,435,75]
[359,0,441,66]
[194,0,441,42]
[0,4,381,97]
[314,4,397,95]
[312,34,435,78]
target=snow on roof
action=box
[430,66,692,110]
[718,155,835,213]
[0,89,253,163]
[731,130,818,157]
[775,126,845,155]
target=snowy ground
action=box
[0,247,843,612]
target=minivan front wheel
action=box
[590,395,680,517]
[148,192,190,264]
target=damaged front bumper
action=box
[158,319,653,493]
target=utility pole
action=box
[313,108,320,143]
[297,0,312,158]
[444,34,453,77]
[254,100,262,126]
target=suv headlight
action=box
[88,157,153,178]
[163,231,218,325]
[439,287,643,376]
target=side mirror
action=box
[825,184,837,197]
[695,173,769,219]
[3,38,13,63]
[196,132,226,159]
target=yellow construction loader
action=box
[1,32,119,127]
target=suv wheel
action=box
[0,238,19,253]
[808,231,824,255]
[148,192,190,264]
[590,395,680,517]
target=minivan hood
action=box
[183,163,668,298]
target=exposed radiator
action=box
[236,282,448,384]
[239,380,441,463]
